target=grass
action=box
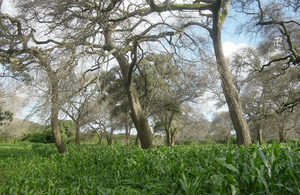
[0,141,299,194]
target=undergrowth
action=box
[0,141,299,194]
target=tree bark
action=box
[211,0,251,146]
[125,122,131,146]
[135,132,141,146]
[104,26,153,149]
[256,125,263,145]
[51,81,66,153]
[94,129,103,146]
[165,128,171,146]
[75,122,80,145]
[279,119,286,143]
[170,130,177,146]
[107,133,113,145]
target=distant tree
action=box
[0,107,13,125]
[234,0,300,113]
[230,41,299,143]
[210,112,234,145]
[61,74,100,145]
[177,104,210,143]
[138,54,207,146]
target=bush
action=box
[22,130,54,143]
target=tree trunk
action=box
[170,130,177,146]
[257,126,263,145]
[211,0,251,146]
[135,132,141,146]
[279,120,286,143]
[104,27,153,149]
[51,81,66,153]
[125,123,131,146]
[94,129,103,145]
[165,128,171,146]
[165,127,177,146]
[125,73,153,149]
[75,122,80,145]
[226,131,231,146]
[107,134,113,145]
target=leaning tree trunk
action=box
[124,70,153,149]
[135,132,141,146]
[94,129,103,146]
[211,0,251,146]
[51,81,66,153]
[104,27,153,149]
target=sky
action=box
[1,0,254,122]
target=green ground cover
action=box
[0,142,299,194]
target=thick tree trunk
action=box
[170,131,176,146]
[107,134,113,145]
[51,81,66,153]
[211,0,251,146]
[135,132,141,146]
[104,27,153,149]
[125,75,153,149]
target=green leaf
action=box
[223,163,239,173]
[257,149,271,178]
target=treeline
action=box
[0,1,299,152]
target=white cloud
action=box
[222,41,248,57]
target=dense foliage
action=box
[21,120,75,144]
[0,142,299,194]
[0,107,13,125]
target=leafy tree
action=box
[230,41,299,143]
[0,8,81,152]
[11,0,252,147]
[61,73,100,145]
[0,107,13,125]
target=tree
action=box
[210,111,234,145]
[61,74,100,145]
[0,9,82,153]
[136,54,207,146]
[12,0,253,147]
[234,0,300,113]
[146,0,252,145]
[230,41,299,143]
[0,107,13,124]
[177,104,210,143]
